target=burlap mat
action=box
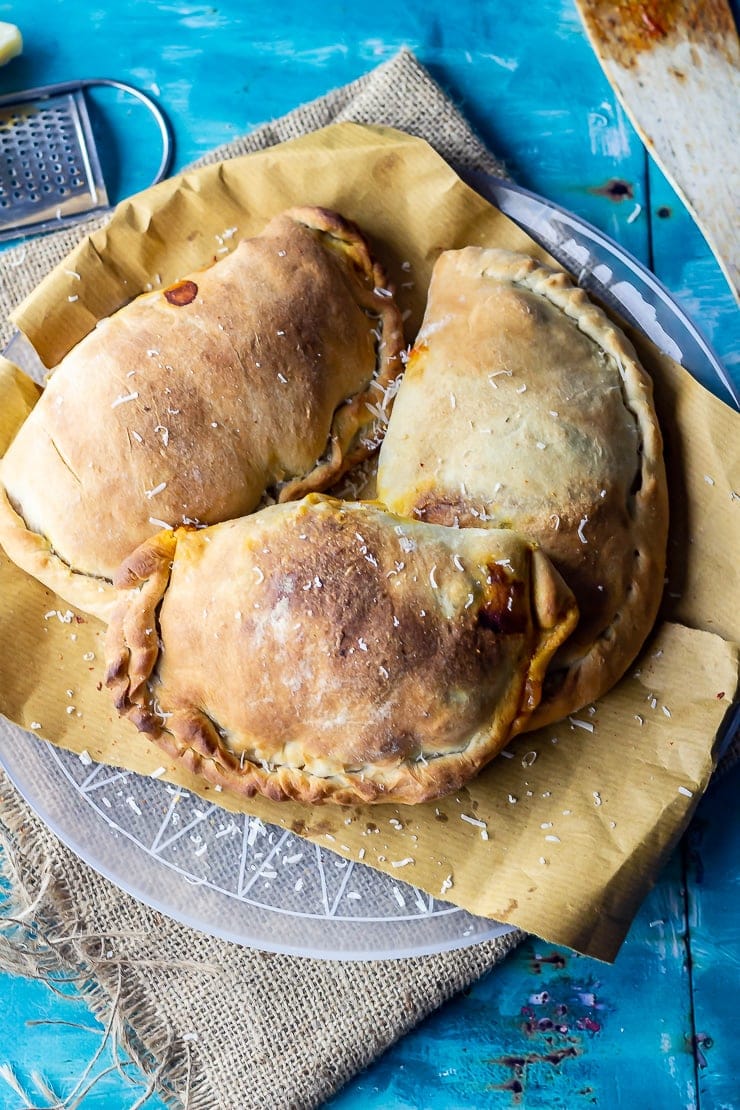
[0,50,524,1110]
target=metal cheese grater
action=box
[0,77,172,242]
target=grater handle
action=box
[80,79,173,187]
[0,77,173,188]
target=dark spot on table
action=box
[657,205,672,219]
[487,1047,579,1100]
[590,178,634,202]
[693,1032,713,1068]
[529,951,568,973]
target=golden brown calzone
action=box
[0,207,404,620]
[376,248,668,728]
[105,495,578,805]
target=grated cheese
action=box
[111,391,139,408]
[577,516,589,544]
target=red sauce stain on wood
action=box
[577,1016,603,1033]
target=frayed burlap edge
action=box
[0,776,211,1109]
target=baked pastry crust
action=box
[105,494,578,805]
[0,206,404,621]
[376,247,668,728]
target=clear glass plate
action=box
[0,177,735,961]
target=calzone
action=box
[105,495,578,805]
[0,207,404,621]
[376,248,668,728]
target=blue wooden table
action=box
[1,2,738,1107]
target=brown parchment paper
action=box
[1,123,738,962]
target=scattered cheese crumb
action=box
[111,391,139,408]
[569,716,595,733]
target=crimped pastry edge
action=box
[104,501,579,806]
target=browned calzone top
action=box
[376,247,668,727]
[0,207,404,621]
[105,495,578,805]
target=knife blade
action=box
[574,0,740,303]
